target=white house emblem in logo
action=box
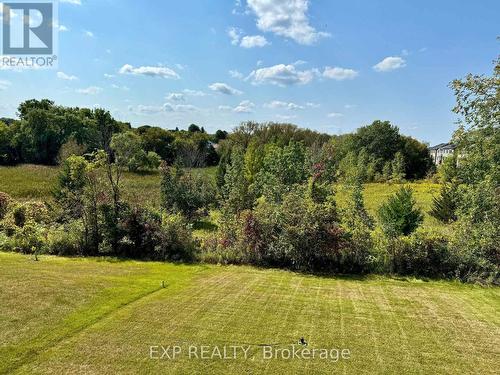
[1,1,58,68]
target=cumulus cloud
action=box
[306,102,320,108]
[209,82,243,95]
[119,64,180,79]
[327,112,343,118]
[84,30,94,38]
[61,0,81,4]
[130,103,198,115]
[166,93,185,101]
[240,35,269,48]
[229,70,245,79]
[76,86,102,95]
[247,0,330,45]
[218,101,255,113]
[373,56,406,72]
[248,63,317,86]
[183,89,207,97]
[233,100,255,113]
[227,27,243,45]
[227,27,269,48]
[264,100,304,110]
[164,103,198,112]
[57,71,78,81]
[323,66,359,80]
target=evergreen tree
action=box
[429,183,458,223]
[378,186,423,237]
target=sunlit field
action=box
[0,252,498,374]
[0,164,441,228]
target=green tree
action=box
[429,183,458,223]
[391,152,406,182]
[378,186,423,237]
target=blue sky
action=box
[0,0,498,144]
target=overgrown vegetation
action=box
[0,56,498,284]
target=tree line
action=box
[0,99,223,168]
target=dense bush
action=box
[202,186,357,272]
[378,186,423,237]
[0,192,11,220]
[390,232,457,278]
[160,163,215,220]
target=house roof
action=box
[429,142,455,151]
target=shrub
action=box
[339,183,375,273]
[46,221,85,255]
[429,183,458,223]
[390,231,456,278]
[157,213,198,261]
[378,186,423,237]
[160,163,215,220]
[206,186,348,272]
[0,192,12,219]
[12,222,48,254]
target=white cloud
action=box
[209,82,243,95]
[264,100,304,110]
[218,101,255,113]
[183,89,207,97]
[131,105,164,115]
[249,63,317,86]
[327,112,343,118]
[227,27,243,45]
[0,80,11,90]
[229,70,244,79]
[306,102,320,108]
[164,103,198,112]
[247,0,330,45]
[111,84,130,91]
[323,66,359,80]
[76,86,102,95]
[344,104,357,109]
[104,73,115,79]
[130,103,198,115]
[240,35,269,48]
[61,0,82,4]
[84,30,94,38]
[57,71,78,81]
[233,100,255,113]
[373,56,406,72]
[119,64,180,79]
[166,93,185,101]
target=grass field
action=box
[0,164,441,228]
[0,252,498,374]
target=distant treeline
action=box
[0,99,223,167]
[0,99,433,181]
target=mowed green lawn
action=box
[0,252,498,374]
[0,164,441,228]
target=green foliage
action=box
[0,192,11,220]
[391,152,406,182]
[160,163,215,220]
[253,141,308,202]
[378,186,424,237]
[222,148,252,213]
[206,186,346,272]
[389,231,457,278]
[429,183,458,223]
